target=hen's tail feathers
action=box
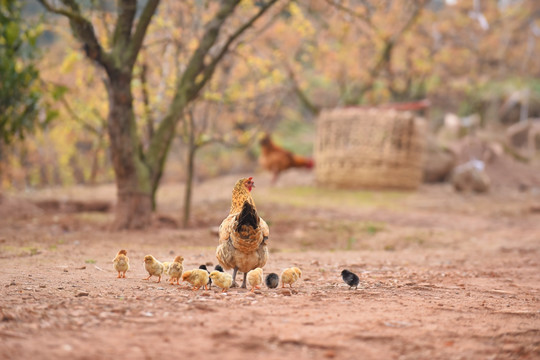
[230,201,265,253]
[292,155,314,169]
[236,201,259,232]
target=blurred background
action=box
[1,0,539,223]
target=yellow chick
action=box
[112,249,129,278]
[162,261,171,281]
[143,255,164,283]
[168,256,184,285]
[281,267,302,288]
[181,269,209,291]
[247,268,264,292]
[209,271,233,293]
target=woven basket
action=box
[315,108,427,190]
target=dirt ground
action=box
[0,171,539,359]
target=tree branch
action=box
[357,1,427,99]
[139,63,154,144]
[37,0,111,70]
[324,0,377,35]
[195,0,281,96]
[112,0,137,51]
[146,0,281,179]
[281,59,320,115]
[126,0,161,67]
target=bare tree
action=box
[37,0,281,229]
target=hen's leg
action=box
[271,172,279,185]
[241,272,248,289]
[231,267,239,288]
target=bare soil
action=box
[1,171,539,360]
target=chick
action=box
[143,255,164,283]
[281,267,302,288]
[112,249,129,278]
[199,265,212,289]
[341,269,360,290]
[162,261,171,281]
[246,268,264,292]
[168,256,184,285]
[181,269,209,291]
[209,271,233,293]
[265,273,279,289]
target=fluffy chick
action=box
[162,261,171,281]
[168,256,184,285]
[181,269,209,291]
[265,273,279,289]
[143,255,164,283]
[246,268,264,292]
[199,265,212,289]
[112,249,129,278]
[341,269,360,290]
[281,267,302,288]
[209,271,233,293]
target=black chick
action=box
[199,265,212,288]
[214,264,224,272]
[265,273,279,289]
[341,269,360,290]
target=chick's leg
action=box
[231,267,239,288]
[143,275,152,280]
[156,275,161,283]
[117,272,122,278]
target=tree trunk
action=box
[183,144,196,228]
[107,72,152,230]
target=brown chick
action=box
[281,267,302,288]
[247,267,263,292]
[168,256,184,285]
[209,271,233,293]
[181,269,209,291]
[112,249,129,278]
[143,255,164,283]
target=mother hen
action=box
[216,177,269,288]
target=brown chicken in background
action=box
[216,177,269,288]
[259,133,314,184]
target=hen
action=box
[259,133,314,184]
[216,177,269,288]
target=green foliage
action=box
[0,0,46,145]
